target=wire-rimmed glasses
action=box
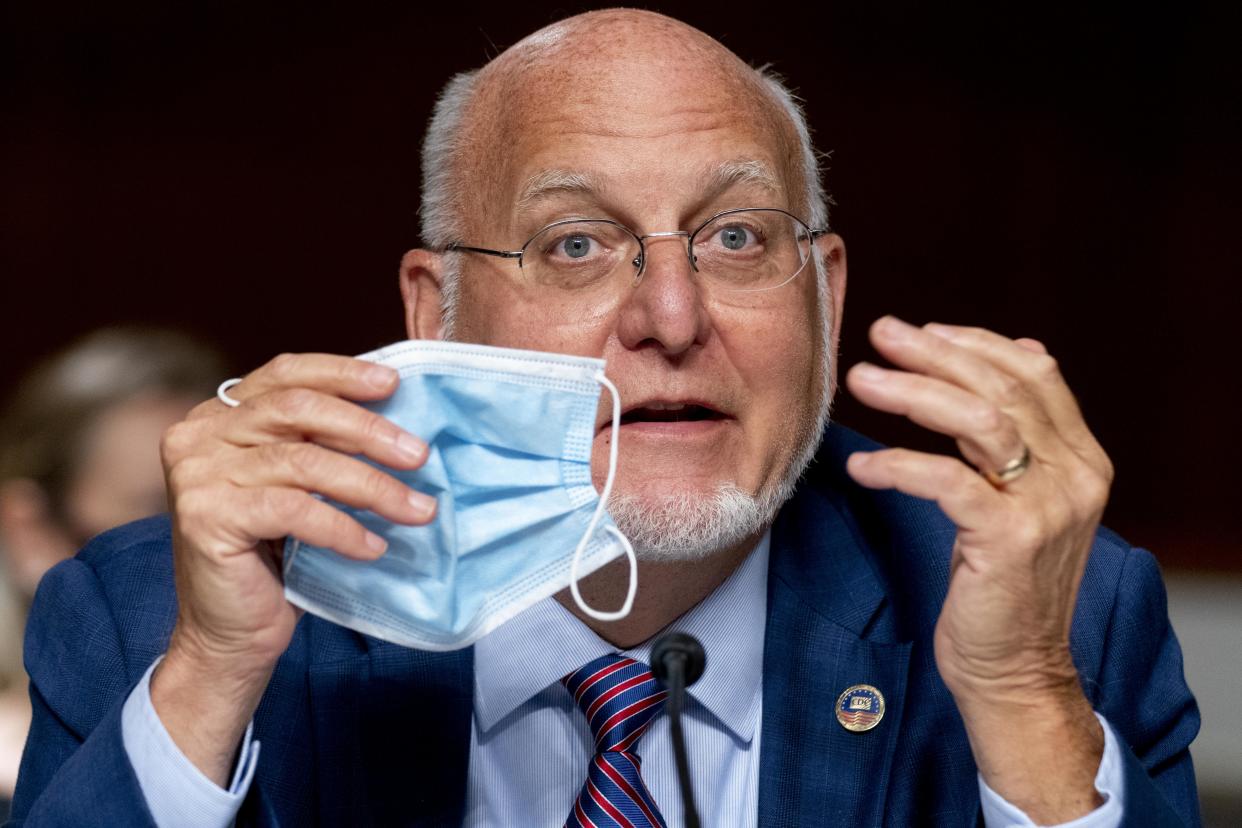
[445,208,828,303]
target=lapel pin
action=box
[835,684,885,732]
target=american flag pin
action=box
[835,684,885,732]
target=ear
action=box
[399,249,447,341]
[816,232,848,388]
[0,478,75,597]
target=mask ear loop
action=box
[569,371,637,622]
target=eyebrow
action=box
[513,158,784,219]
[515,169,604,216]
[699,159,783,200]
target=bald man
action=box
[11,10,1198,827]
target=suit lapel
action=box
[758,477,912,828]
[307,620,473,827]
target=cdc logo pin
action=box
[835,684,885,732]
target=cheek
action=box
[721,299,820,401]
[725,304,823,459]
[755,335,819,431]
[454,273,616,355]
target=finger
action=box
[224,443,437,525]
[186,394,228,422]
[224,388,427,470]
[867,316,1063,452]
[846,448,1005,532]
[921,323,1108,469]
[242,487,393,560]
[846,362,1026,474]
[182,484,390,561]
[869,316,1035,409]
[214,354,400,409]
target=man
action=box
[10,9,1198,827]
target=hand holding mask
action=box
[283,340,636,650]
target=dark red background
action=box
[2,2,1238,570]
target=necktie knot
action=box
[562,653,669,751]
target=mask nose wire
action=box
[569,370,637,622]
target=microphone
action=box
[652,632,706,828]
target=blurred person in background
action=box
[0,327,224,819]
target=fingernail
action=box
[879,315,911,340]
[409,491,436,519]
[365,531,388,554]
[394,432,426,462]
[924,322,958,340]
[853,363,886,383]
[366,365,398,389]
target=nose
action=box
[615,232,711,356]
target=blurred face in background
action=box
[0,393,198,598]
[0,329,223,606]
[63,394,199,542]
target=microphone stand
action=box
[652,632,705,828]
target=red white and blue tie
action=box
[562,654,670,828]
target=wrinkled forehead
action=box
[456,25,805,238]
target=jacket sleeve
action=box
[6,557,157,826]
[1090,545,1202,827]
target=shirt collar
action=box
[473,530,770,743]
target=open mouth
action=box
[617,402,728,427]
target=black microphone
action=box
[652,632,706,828]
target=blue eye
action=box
[562,235,592,258]
[719,226,750,250]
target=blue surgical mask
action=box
[282,340,636,651]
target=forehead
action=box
[462,38,802,234]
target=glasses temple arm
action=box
[444,243,523,259]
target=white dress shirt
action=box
[121,530,1124,826]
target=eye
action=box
[561,234,592,258]
[720,226,750,250]
[526,220,631,282]
[534,226,610,263]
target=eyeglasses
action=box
[445,208,828,304]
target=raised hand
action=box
[845,316,1113,822]
[152,353,435,785]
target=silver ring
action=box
[216,378,244,408]
[984,445,1031,487]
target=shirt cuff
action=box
[978,711,1123,828]
[120,655,261,828]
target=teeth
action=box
[646,402,687,411]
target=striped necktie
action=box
[561,654,670,828]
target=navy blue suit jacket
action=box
[9,426,1200,826]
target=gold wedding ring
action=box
[984,445,1031,486]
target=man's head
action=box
[0,327,224,690]
[400,9,846,560]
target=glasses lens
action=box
[524,220,638,291]
[692,209,811,292]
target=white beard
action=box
[607,484,772,562]
[608,398,828,562]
